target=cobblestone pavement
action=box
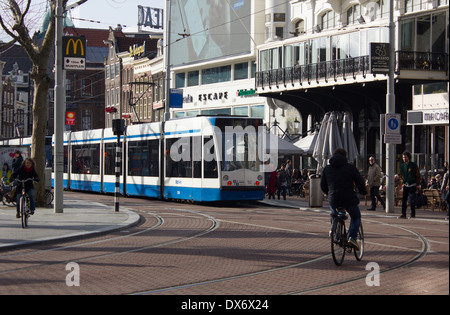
[0,192,447,296]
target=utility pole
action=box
[54,0,88,214]
[164,0,171,122]
[385,0,396,213]
[54,0,64,213]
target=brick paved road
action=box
[0,192,447,296]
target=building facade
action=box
[255,0,449,172]
[102,0,448,175]
[104,28,162,127]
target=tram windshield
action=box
[214,118,263,172]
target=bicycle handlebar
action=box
[15,178,36,183]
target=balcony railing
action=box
[256,52,448,90]
[396,51,448,73]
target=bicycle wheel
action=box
[331,219,346,266]
[20,196,28,228]
[45,190,54,205]
[354,224,364,261]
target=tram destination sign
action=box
[370,43,390,74]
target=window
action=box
[275,27,284,39]
[72,144,100,174]
[234,62,248,80]
[188,71,199,86]
[295,19,305,36]
[251,105,265,118]
[201,66,231,85]
[321,10,335,30]
[346,4,361,25]
[166,137,201,178]
[104,143,118,175]
[82,110,92,130]
[128,140,159,177]
[204,136,218,178]
[81,79,92,96]
[234,106,248,116]
[373,0,388,19]
[175,73,185,88]
[274,13,286,22]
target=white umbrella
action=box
[341,112,359,163]
[294,131,317,156]
[322,112,343,167]
[312,113,330,171]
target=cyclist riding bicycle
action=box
[10,158,40,218]
[320,148,367,250]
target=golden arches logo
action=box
[66,38,84,57]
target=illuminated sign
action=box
[138,6,164,29]
[66,112,75,125]
[130,42,146,58]
[237,89,256,97]
[62,36,86,70]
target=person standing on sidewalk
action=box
[399,151,419,219]
[367,156,385,211]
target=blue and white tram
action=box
[53,116,266,202]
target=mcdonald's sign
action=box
[62,36,86,70]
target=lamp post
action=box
[385,0,396,213]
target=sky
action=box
[71,0,165,31]
[0,0,165,42]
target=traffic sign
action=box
[385,114,401,134]
[384,134,402,144]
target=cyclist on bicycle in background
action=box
[320,148,367,249]
[10,158,40,218]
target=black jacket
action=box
[10,166,39,192]
[320,154,367,208]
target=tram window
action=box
[64,146,68,173]
[193,136,202,178]
[204,136,218,178]
[104,143,119,175]
[166,137,193,178]
[128,140,159,177]
[72,144,100,174]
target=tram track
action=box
[0,196,443,295]
[0,208,219,279]
[129,211,431,295]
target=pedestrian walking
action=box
[267,169,277,199]
[277,163,288,200]
[399,151,420,219]
[12,151,23,174]
[367,156,385,210]
[285,160,292,196]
